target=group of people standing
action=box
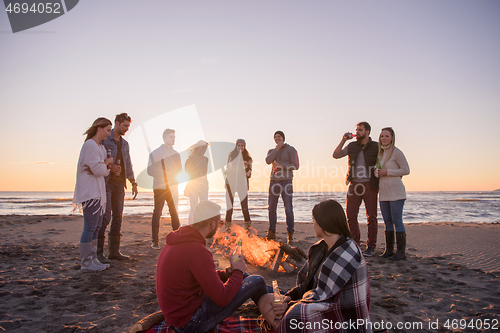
[73,115,410,331]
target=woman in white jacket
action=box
[73,117,113,271]
[375,127,410,261]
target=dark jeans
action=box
[268,179,294,232]
[174,275,268,333]
[98,181,125,238]
[152,188,180,243]
[225,183,251,222]
[346,181,378,248]
[380,199,406,232]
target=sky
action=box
[1,0,499,193]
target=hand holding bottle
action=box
[230,239,247,273]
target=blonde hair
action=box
[378,127,395,168]
[84,117,112,142]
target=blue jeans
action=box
[80,200,103,243]
[174,275,268,333]
[380,200,406,232]
[98,181,125,238]
[268,179,294,232]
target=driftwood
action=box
[129,310,164,333]
[271,248,285,272]
[280,260,295,274]
[280,243,306,262]
[286,255,305,268]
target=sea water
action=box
[0,191,498,223]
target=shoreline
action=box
[1,215,499,332]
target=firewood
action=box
[280,261,295,274]
[295,246,307,259]
[280,243,304,262]
[286,256,305,268]
[271,248,285,272]
[129,311,164,333]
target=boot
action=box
[390,232,406,261]
[287,231,294,244]
[80,242,107,272]
[97,237,111,264]
[108,235,129,260]
[381,231,395,258]
[225,221,232,233]
[244,221,252,233]
[92,239,110,270]
[266,229,276,241]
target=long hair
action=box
[228,140,253,163]
[188,140,209,158]
[84,117,112,142]
[378,127,395,168]
[312,200,352,238]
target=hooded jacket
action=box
[265,143,299,181]
[156,226,243,328]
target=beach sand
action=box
[1,215,499,332]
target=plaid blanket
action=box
[276,239,371,333]
[143,316,275,333]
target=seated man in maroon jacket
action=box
[156,200,281,332]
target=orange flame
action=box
[211,224,281,267]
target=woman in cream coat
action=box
[375,127,410,261]
[73,117,114,271]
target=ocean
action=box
[0,191,498,224]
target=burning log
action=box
[281,243,307,262]
[271,248,284,272]
[280,260,295,274]
[272,243,306,273]
[286,255,305,269]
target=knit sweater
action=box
[378,147,410,201]
[73,139,110,212]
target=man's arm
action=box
[265,149,277,165]
[190,250,244,307]
[333,133,351,159]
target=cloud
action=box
[35,161,54,165]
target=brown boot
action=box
[266,229,276,241]
[244,220,252,232]
[287,231,294,244]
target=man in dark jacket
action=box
[98,113,138,262]
[265,130,299,244]
[156,200,270,332]
[333,122,379,256]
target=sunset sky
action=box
[1,0,499,193]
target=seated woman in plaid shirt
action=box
[274,200,372,333]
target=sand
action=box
[1,215,499,332]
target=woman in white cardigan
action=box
[73,117,113,271]
[374,127,410,261]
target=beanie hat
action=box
[236,139,246,148]
[274,131,285,141]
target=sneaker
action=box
[363,247,375,257]
[151,242,160,250]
